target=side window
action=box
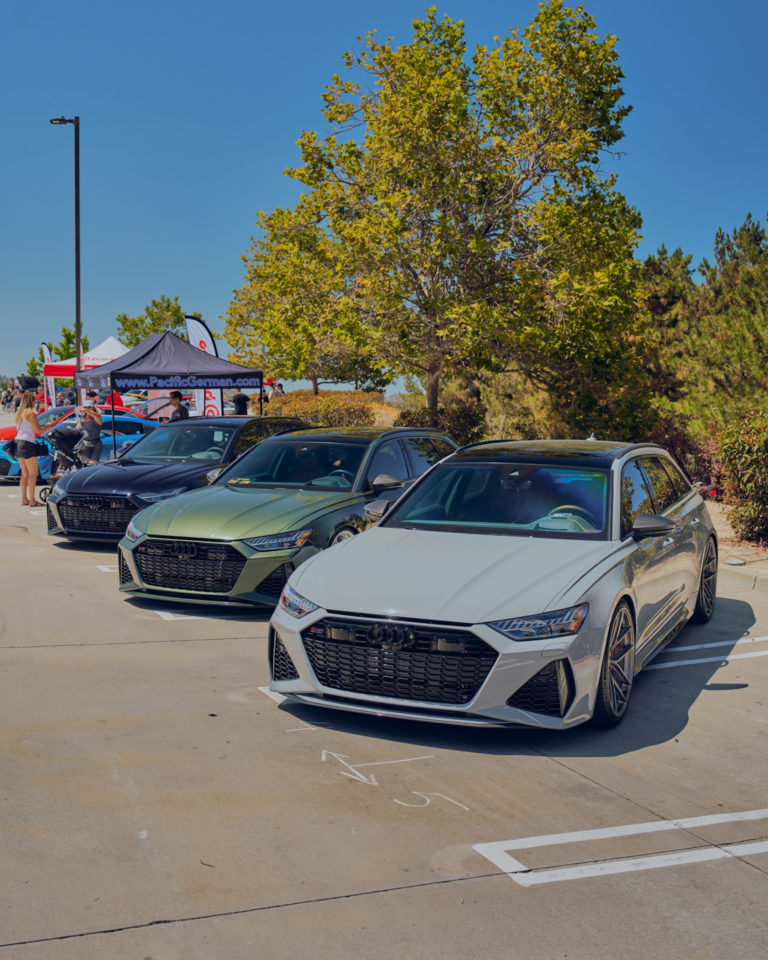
[660,458,692,499]
[620,460,655,538]
[430,437,456,458]
[232,423,272,458]
[365,440,410,486]
[119,421,145,435]
[402,437,442,478]
[642,457,678,513]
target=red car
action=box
[0,404,138,441]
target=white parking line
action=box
[647,649,768,670]
[668,635,768,653]
[152,610,205,621]
[97,565,118,573]
[258,685,285,704]
[473,808,768,886]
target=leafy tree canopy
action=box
[227,1,643,418]
[26,326,91,381]
[116,295,200,348]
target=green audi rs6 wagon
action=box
[117,426,457,606]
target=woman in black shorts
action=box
[14,391,42,506]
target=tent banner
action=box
[112,373,262,391]
[185,316,222,416]
[41,343,56,409]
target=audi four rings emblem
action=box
[366,623,416,653]
[170,543,199,560]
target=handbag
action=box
[2,439,17,458]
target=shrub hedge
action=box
[266,390,376,427]
[393,405,487,446]
[719,412,768,542]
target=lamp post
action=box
[49,115,81,377]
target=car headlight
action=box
[279,583,319,619]
[488,604,589,641]
[48,483,66,503]
[124,518,144,542]
[242,529,312,551]
[135,487,186,504]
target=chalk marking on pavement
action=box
[97,564,118,573]
[394,792,470,811]
[473,808,768,886]
[152,610,205,621]
[321,750,433,785]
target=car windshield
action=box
[384,461,610,538]
[121,424,237,461]
[37,406,75,428]
[219,439,367,489]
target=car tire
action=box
[329,526,356,547]
[690,536,717,624]
[591,601,635,728]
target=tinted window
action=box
[112,420,145,435]
[385,462,608,538]
[660,458,691,499]
[219,439,366,489]
[402,437,444,477]
[620,460,655,537]
[126,424,237,460]
[642,457,679,513]
[430,437,456,459]
[365,440,410,486]
[231,420,295,458]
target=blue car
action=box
[0,415,156,485]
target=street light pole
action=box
[49,115,81,376]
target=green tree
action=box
[26,326,90,381]
[226,205,392,393]
[116,295,200,347]
[250,1,642,418]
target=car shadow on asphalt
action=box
[274,597,755,758]
[51,539,119,555]
[122,596,274,623]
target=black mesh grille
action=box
[58,495,137,533]
[301,616,497,704]
[270,630,299,680]
[46,505,58,531]
[119,552,132,585]
[0,460,11,476]
[506,660,573,717]
[254,563,293,600]
[134,539,246,593]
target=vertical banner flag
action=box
[41,343,56,410]
[185,316,222,416]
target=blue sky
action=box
[1,0,766,381]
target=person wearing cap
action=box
[169,390,189,420]
[75,401,103,464]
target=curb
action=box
[718,564,768,593]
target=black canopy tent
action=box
[73,331,263,454]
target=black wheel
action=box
[690,537,717,624]
[591,601,635,728]
[329,526,356,546]
[38,486,50,503]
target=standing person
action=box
[75,402,103,465]
[34,385,45,411]
[272,382,286,398]
[168,390,189,420]
[231,388,249,415]
[14,391,43,506]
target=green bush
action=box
[393,405,487,446]
[267,390,376,427]
[719,412,768,542]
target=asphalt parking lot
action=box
[1,466,767,958]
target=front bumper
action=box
[268,604,606,730]
[118,534,318,606]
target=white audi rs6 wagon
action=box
[268,440,717,730]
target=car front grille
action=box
[119,552,132,585]
[506,660,574,717]
[46,505,58,531]
[270,630,299,680]
[254,563,293,601]
[134,539,246,593]
[300,616,497,704]
[0,460,11,476]
[57,495,137,533]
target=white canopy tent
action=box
[42,336,128,378]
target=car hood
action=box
[57,459,215,496]
[291,526,615,623]
[135,484,361,540]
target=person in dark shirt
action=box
[169,390,189,420]
[231,389,249,415]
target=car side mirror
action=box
[206,466,225,484]
[364,498,391,522]
[371,473,404,494]
[631,513,676,540]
